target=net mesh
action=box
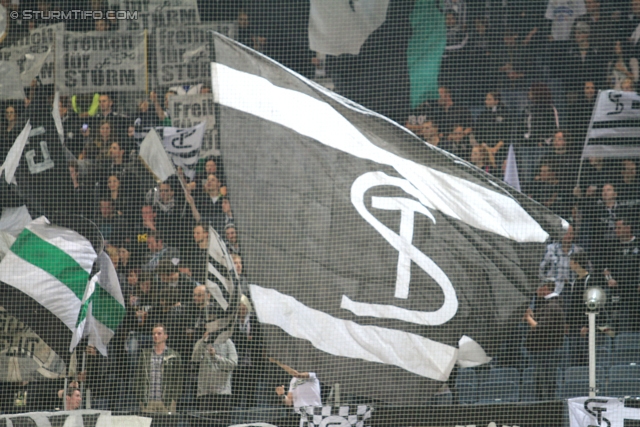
[0,0,638,426]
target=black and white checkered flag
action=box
[205,226,239,344]
[300,405,374,427]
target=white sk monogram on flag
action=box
[343,171,459,326]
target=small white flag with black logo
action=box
[300,405,374,427]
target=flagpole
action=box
[63,377,67,410]
[80,351,86,409]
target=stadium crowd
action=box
[0,0,639,415]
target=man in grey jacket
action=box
[192,331,237,412]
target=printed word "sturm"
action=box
[15,10,138,20]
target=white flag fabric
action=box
[503,143,521,192]
[162,122,205,179]
[309,0,390,55]
[1,121,31,184]
[71,252,126,355]
[0,61,26,100]
[582,89,640,158]
[0,216,96,335]
[52,92,65,145]
[567,396,640,427]
[0,205,32,237]
[0,5,7,44]
[139,128,176,182]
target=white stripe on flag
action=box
[581,145,640,159]
[26,218,96,273]
[587,127,640,139]
[250,284,457,381]
[2,121,31,184]
[71,274,98,352]
[212,63,549,243]
[208,227,231,269]
[0,251,82,330]
[208,262,231,294]
[206,278,229,311]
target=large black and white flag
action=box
[581,89,640,159]
[205,226,239,344]
[211,34,564,404]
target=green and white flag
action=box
[0,216,100,360]
[71,252,126,356]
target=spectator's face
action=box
[141,206,155,222]
[147,236,162,252]
[622,78,635,92]
[584,82,596,100]
[553,132,566,153]
[204,175,220,194]
[118,247,130,264]
[59,101,68,116]
[107,175,120,191]
[633,0,640,17]
[95,19,108,31]
[164,92,174,109]
[127,270,138,286]
[562,225,574,246]
[193,287,207,307]
[99,95,112,113]
[419,121,438,139]
[139,100,149,112]
[438,87,451,106]
[448,126,465,142]
[485,93,498,108]
[222,198,231,214]
[5,107,15,123]
[139,280,151,294]
[66,391,82,410]
[109,142,123,160]
[226,227,237,243]
[205,160,217,174]
[193,226,208,245]
[539,165,554,182]
[159,184,174,203]
[100,122,111,139]
[602,184,617,202]
[615,220,632,241]
[233,256,242,275]
[622,160,637,182]
[100,201,113,218]
[585,0,599,15]
[152,326,168,345]
[575,29,589,44]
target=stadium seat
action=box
[596,346,611,369]
[557,366,606,399]
[488,367,521,384]
[476,380,520,404]
[521,367,536,402]
[612,333,640,366]
[606,364,640,397]
[455,368,478,404]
